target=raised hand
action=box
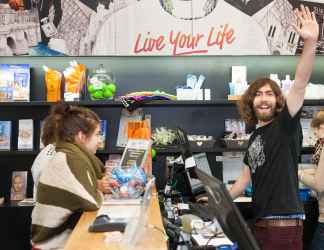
[294,5,319,43]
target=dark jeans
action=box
[311,222,324,250]
[255,225,303,250]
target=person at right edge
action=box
[299,111,324,250]
[229,5,319,250]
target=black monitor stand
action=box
[195,168,260,250]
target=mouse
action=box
[96,214,110,221]
[88,214,126,233]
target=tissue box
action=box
[177,89,203,100]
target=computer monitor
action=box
[186,153,213,196]
[195,168,260,250]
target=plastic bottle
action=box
[270,74,281,87]
[281,74,293,95]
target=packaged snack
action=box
[64,61,86,101]
[87,64,116,100]
[43,66,62,102]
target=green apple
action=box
[87,84,95,93]
[103,88,113,98]
[92,90,104,99]
[105,83,116,93]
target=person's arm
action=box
[229,165,251,199]
[299,149,324,193]
[286,5,319,117]
[298,168,316,176]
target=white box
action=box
[204,89,211,100]
[177,89,195,100]
[231,66,247,84]
[177,89,203,100]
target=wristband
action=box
[299,172,304,181]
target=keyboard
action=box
[189,203,213,221]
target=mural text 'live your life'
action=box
[133,24,235,56]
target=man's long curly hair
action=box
[238,78,285,126]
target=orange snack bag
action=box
[127,116,152,176]
[43,66,62,102]
[63,61,86,101]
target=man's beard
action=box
[254,106,276,122]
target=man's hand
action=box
[229,165,251,200]
[293,5,319,43]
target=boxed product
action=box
[0,64,30,102]
[10,171,27,201]
[18,119,33,150]
[98,120,107,151]
[0,121,11,150]
[39,120,44,149]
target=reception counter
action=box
[63,190,167,250]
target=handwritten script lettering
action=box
[133,24,235,55]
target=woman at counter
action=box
[31,102,110,250]
[299,110,324,250]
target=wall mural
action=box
[0,0,323,56]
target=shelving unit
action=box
[0,145,315,156]
[1,55,324,250]
[0,98,319,158]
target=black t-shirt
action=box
[243,104,304,219]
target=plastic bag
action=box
[110,165,147,199]
[43,66,62,102]
[63,61,86,101]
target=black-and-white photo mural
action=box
[0,0,323,56]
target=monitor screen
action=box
[195,168,260,250]
[186,153,213,196]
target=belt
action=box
[255,219,303,227]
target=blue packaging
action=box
[299,188,311,202]
[217,242,238,249]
